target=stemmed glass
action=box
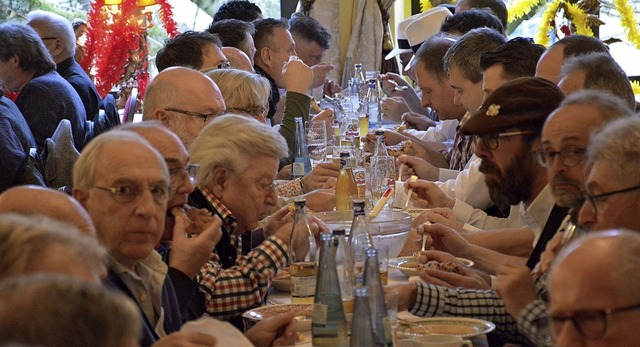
[306,121,327,168]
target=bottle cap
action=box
[352,200,366,213]
[320,232,332,241]
[340,152,350,158]
[333,228,346,236]
[365,248,378,257]
[374,129,385,136]
[354,286,369,296]
[293,198,307,208]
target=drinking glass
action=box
[306,121,327,168]
[369,156,396,203]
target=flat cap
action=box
[460,77,564,135]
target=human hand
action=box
[283,56,313,94]
[301,188,335,212]
[169,213,222,279]
[387,282,418,312]
[415,250,490,289]
[402,112,436,130]
[310,63,334,89]
[379,72,411,97]
[412,208,464,232]
[381,97,410,123]
[397,155,439,181]
[405,177,455,209]
[301,162,340,192]
[362,130,408,152]
[245,312,297,347]
[265,206,295,242]
[533,232,564,276]
[153,331,216,346]
[495,259,537,319]
[416,222,471,258]
[278,165,292,180]
[322,177,336,189]
[323,79,341,97]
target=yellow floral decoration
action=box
[632,81,640,98]
[508,0,544,22]
[614,0,640,50]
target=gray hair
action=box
[190,114,288,188]
[0,213,106,281]
[27,10,76,56]
[0,274,141,347]
[205,68,270,116]
[73,130,168,190]
[560,90,634,124]
[0,23,55,76]
[560,52,636,111]
[587,116,640,186]
[443,27,506,83]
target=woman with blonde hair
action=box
[205,68,270,123]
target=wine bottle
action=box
[312,232,348,346]
[289,198,317,303]
[364,248,393,347]
[335,152,358,212]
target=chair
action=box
[41,119,80,190]
[122,88,138,123]
[14,147,46,187]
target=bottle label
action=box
[313,303,328,326]
[292,162,305,177]
[291,275,316,297]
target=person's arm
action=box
[438,156,493,210]
[0,118,27,191]
[197,236,289,319]
[463,227,534,258]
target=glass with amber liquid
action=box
[335,152,358,212]
[289,198,317,304]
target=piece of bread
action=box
[386,140,412,157]
[172,205,213,235]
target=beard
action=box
[551,173,585,208]
[479,150,536,209]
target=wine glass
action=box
[306,121,327,168]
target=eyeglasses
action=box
[40,37,57,41]
[535,303,640,342]
[256,181,276,195]
[168,164,199,187]
[226,106,267,117]
[474,130,536,150]
[164,108,218,122]
[583,184,640,215]
[536,148,586,168]
[217,61,231,69]
[94,184,170,204]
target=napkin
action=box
[181,317,253,347]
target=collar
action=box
[108,251,167,277]
[56,56,74,72]
[199,186,238,235]
[254,64,280,120]
[521,184,556,242]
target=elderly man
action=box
[221,47,254,72]
[155,31,228,72]
[535,34,609,84]
[0,89,36,191]
[142,67,226,147]
[72,130,217,346]
[546,230,640,346]
[253,18,296,122]
[27,10,102,120]
[0,23,86,151]
[187,114,328,327]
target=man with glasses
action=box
[155,31,229,72]
[142,67,226,147]
[545,230,640,346]
[71,130,217,346]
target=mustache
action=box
[479,159,501,176]
[551,174,582,189]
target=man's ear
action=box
[154,109,169,123]
[208,166,229,198]
[50,40,65,59]
[259,47,272,69]
[72,187,89,207]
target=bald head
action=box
[143,67,226,147]
[221,47,254,72]
[0,185,95,236]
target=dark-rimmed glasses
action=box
[40,37,57,41]
[226,106,267,117]
[169,164,199,187]
[94,184,170,204]
[474,130,536,150]
[583,184,640,215]
[536,148,586,168]
[164,108,217,122]
[535,303,640,342]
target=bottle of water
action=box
[292,117,311,179]
[366,79,380,129]
[350,286,376,347]
[364,248,393,347]
[333,228,355,314]
[335,152,358,212]
[353,63,366,102]
[312,232,348,346]
[289,198,317,303]
[372,129,388,157]
[349,199,372,286]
